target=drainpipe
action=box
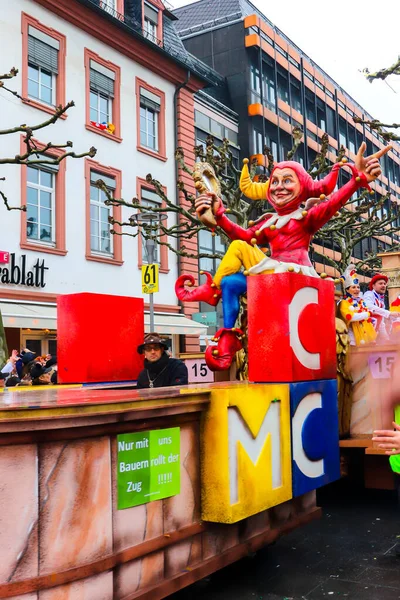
[174,70,191,354]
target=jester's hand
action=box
[195,192,224,220]
[355,141,392,183]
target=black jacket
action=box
[136,353,188,389]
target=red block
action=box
[57,293,144,384]
[248,273,336,383]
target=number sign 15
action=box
[185,359,214,383]
[368,352,397,379]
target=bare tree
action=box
[0,67,96,211]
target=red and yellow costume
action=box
[176,159,371,370]
[338,265,376,346]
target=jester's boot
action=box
[205,327,243,371]
[175,271,221,307]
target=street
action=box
[169,484,400,600]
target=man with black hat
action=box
[136,333,188,389]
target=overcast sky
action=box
[170,0,399,125]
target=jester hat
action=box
[240,159,342,216]
[340,264,359,290]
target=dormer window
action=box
[101,0,117,15]
[143,1,160,44]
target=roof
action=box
[76,0,225,86]
[172,0,389,125]
[173,0,264,37]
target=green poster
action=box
[117,427,180,509]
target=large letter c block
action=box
[290,380,340,497]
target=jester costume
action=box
[338,265,376,346]
[176,159,372,370]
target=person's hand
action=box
[195,192,223,219]
[389,313,400,321]
[355,142,392,183]
[11,349,18,362]
[373,422,400,455]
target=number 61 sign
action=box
[185,359,214,383]
[142,264,159,294]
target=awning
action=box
[144,313,207,335]
[0,301,207,336]
[0,301,57,329]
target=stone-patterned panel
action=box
[0,444,38,584]
[39,438,112,575]
[39,572,113,600]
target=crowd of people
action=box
[338,268,400,346]
[0,349,57,388]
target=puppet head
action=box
[267,161,341,215]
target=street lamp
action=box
[131,211,167,332]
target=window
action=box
[262,58,276,108]
[305,88,316,124]
[27,29,58,106]
[89,63,114,125]
[22,14,66,116]
[101,0,116,14]
[90,172,115,255]
[144,2,159,43]
[85,159,122,265]
[338,116,347,148]
[85,49,121,140]
[26,166,56,244]
[253,128,265,155]
[277,66,289,104]
[140,188,161,264]
[250,64,261,103]
[137,179,168,272]
[143,0,163,45]
[136,78,166,160]
[348,125,356,155]
[326,105,336,138]
[290,78,302,113]
[316,97,326,132]
[20,137,66,255]
[140,98,158,150]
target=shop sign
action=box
[192,311,217,327]
[0,252,48,288]
[117,427,180,509]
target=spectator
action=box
[136,333,188,389]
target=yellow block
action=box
[201,383,292,523]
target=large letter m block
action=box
[200,385,292,523]
[248,273,336,383]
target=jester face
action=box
[267,160,340,215]
[269,168,301,210]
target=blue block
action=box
[290,379,340,497]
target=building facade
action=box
[173,0,400,277]
[0,0,228,357]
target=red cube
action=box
[248,273,336,383]
[57,293,144,384]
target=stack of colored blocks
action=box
[201,273,340,523]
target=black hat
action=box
[137,333,169,355]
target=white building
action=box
[0,0,216,356]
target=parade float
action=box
[0,144,393,599]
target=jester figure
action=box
[176,143,389,371]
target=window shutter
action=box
[140,88,161,112]
[90,68,115,98]
[144,2,159,23]
[90,171,116,190]
[28,35,58,73]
